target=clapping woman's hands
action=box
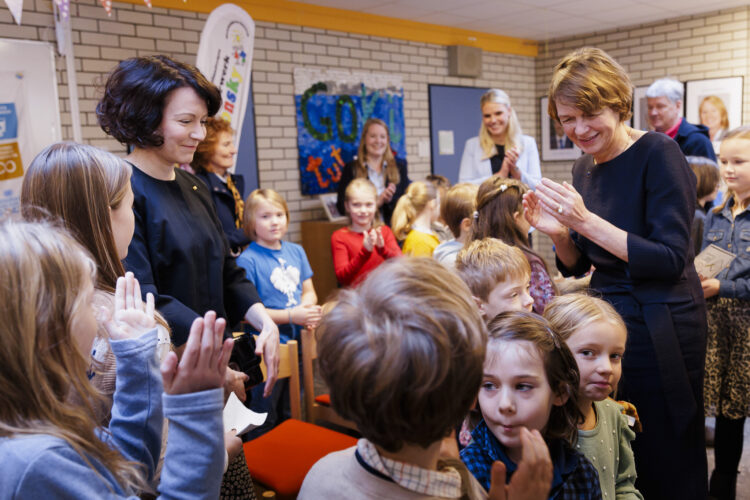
[103,272,156,340]
[522,190,566,237]
[161,310,234,395]
[532,178,592,233]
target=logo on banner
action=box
[0,103,19,141]
[0,143,23,181]
[196,4,255,147]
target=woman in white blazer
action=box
[458,89,541,188]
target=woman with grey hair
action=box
[458,89,541,187]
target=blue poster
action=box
[0,103,18,141]
[294,69,406,195]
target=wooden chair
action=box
[243,336,357,500]
[300,327,358,432]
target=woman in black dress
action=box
[524,47,707,499]
[335,118,409,226]
[191,117,251,255]
[97,55,279,397]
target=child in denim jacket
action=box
[700,126,750,499]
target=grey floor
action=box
[706,417,750,499]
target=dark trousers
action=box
[607,293,708,500]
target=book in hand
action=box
[695,244,735,279]
[223,391,267,436]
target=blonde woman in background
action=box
[458,88,541,188]
[699,95,730,154]
[335,118,411,227]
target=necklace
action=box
[592,129,635,166]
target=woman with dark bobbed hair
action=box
[191,117,250,255]
[524,47,707,499]
[97,55,279,396]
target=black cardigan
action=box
[124,165,261,345]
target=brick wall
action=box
[532,6,750,268]
[0,0,536,242]
[2,1,749,250]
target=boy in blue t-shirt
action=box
[237,189,322,435]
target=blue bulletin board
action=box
[428,84,488,184]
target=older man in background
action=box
[646,77,716,160]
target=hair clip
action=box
[546,327,562,349]
[473,211,479,220]
[500,184,508,192]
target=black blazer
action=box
[335,158,410,227]
[196,171,252,254]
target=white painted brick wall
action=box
[2,0,748,248]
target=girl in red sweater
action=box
[331,179,402,287]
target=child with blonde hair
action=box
[700,126,750,498]
[391,181,441,256]
[545,294,642,500]
[471,177,557,313]
[456,238,534,320]
[300,258,554,499]
[433,183,479,267]
[238,188,321,434]
[0,220,231,498]
[331,178,401,287]
[461,312,601,499]
[21,142,252,496]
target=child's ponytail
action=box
[391,181,436,241]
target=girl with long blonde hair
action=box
[335,118,411,226]
[391,181,441,256]
[0,220,231,498]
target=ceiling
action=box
[292,0,750,40]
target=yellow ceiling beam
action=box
[116,0,538,57]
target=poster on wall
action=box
[685,77,743,136]
[293,68,405,195]
[0,102,23,215]
[0,39,62,216]
[196,3,255,174]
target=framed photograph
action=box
[319,193,347,222]
[541,97,581,161]
[631,85,650,131]
[685,77,743,135]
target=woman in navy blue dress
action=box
[97,55,279,398]
[524,48,707,499]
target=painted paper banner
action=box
[4,0,23,24]
[196,3,254,170]
[0,101,23,216]
[294,68,405,195]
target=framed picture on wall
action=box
[685,77,743,137]
[632,85,650,131]
[540,97,581,161]
[319,193,347,222]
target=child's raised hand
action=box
[103,272,156,341]
[373,227,385,249]
[160,310,234,395]
[363,229,377,252]
[488,428,552,500]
